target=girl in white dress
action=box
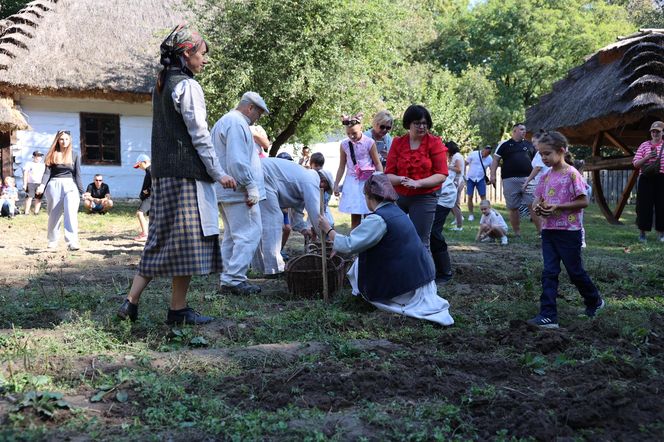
[333,113,383,229]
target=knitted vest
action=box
[151,69,212,182]
[358,203,435,301]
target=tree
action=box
[429,0,635,135]
[198,0,421,155]
[0,0,30,18]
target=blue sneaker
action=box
[527,315,559,329]
[585,298,605,318]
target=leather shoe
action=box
[166,307,214,325]
[219,281,262,295]
[117,299,138,322]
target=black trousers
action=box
[636,173,664,232]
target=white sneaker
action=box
[468,214,475,221]
[501,236,508,245]
[47,241,58,249]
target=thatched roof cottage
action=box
[0,0,185,196]
[526,29,664,223]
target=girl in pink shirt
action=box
[527,131,603,329]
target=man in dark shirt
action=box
[489,123,535,237]
[83,174,113,214]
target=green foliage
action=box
[0,0,30,18]
[429,0,635,134]
[13,391,71,420]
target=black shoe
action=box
[219,281,262,295]
[435,273,453,284]
[117,299,138,322]
[166,307,214,325]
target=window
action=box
[80,113,121,165]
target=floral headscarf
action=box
[160,23,205,67]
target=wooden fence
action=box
[461,170,636,206]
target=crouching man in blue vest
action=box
[318,173,454,326]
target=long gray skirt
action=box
[137,177,222,277]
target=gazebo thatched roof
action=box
[526,29,664,147]
[0,0,187,102]
[0,97,30,132]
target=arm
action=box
[176,80,234,186]
[369,142,384,172]
[452,157,462,174]
[22,165,29,191]
[73,155,84,194]
[523,166,542,189]
[633,144,658,169]
[319,212,386,254]
[292,181,322,237]
[333,146,347,196]
[539,195,589,216]
[250,125,270,152]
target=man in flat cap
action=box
[212,91,269,295]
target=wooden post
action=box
[319,188,329,302]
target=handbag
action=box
[642,144,663,177]
[348,140,375,180]
[478,151,490,184]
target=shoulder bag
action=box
[478,151,490,185]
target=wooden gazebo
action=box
[526,29,664,224]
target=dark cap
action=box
[363,173,398,202]
[276,152,293,161]
[32,151,43,157]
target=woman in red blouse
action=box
[385,105,448,246]
[632,121,664,242]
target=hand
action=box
[401,177,420,189]
[333,183,340,197]
[489,176,496,185]
[36,184,45,195]
[219,175,237,190]
[301,228,313,241]
[538,203,557,217]
[522,181,529,191]
[318,214,331,233]
[246,185,260,207]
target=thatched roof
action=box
[0,0,187,102]
[526,29,664,146]
[0,97,30,132]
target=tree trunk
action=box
[269,97,316,157]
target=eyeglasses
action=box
[650,129,662,133]
[411,121,428,128]
[379,125,392,131]
[342,119,361,127]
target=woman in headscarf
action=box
[319,174,453,326]
[117,24,236,325]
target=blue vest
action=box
[358,203,435,301]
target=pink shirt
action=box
[534,166,587,231]
[633,140,664,175]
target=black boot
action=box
[433,252,453,284]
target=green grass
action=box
[0,202,663,440]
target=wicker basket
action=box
[285,253,346,298]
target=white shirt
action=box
[531,152,550,183]
[448,152,465,182]
[172,78,227,236]
[262,158,320,232]
[333,202,389,254]
[466,150,493,182]
[211,109,266,204]
[24,161,46,184]
[480,209,508,230]
[437,176,457,208]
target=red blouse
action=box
[385,133,448,196]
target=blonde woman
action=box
[364,110,394,167]
[37,131,84,250]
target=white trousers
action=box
[45,178,80,247]
[347,260,454,326]
[220,201,262,286]
[251,188,285,275]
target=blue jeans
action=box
[540,229,600,320]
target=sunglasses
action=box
[342,119,361,127]
[379,125,392,131]
[94,179,103,182]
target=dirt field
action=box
[1,203,663,440]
